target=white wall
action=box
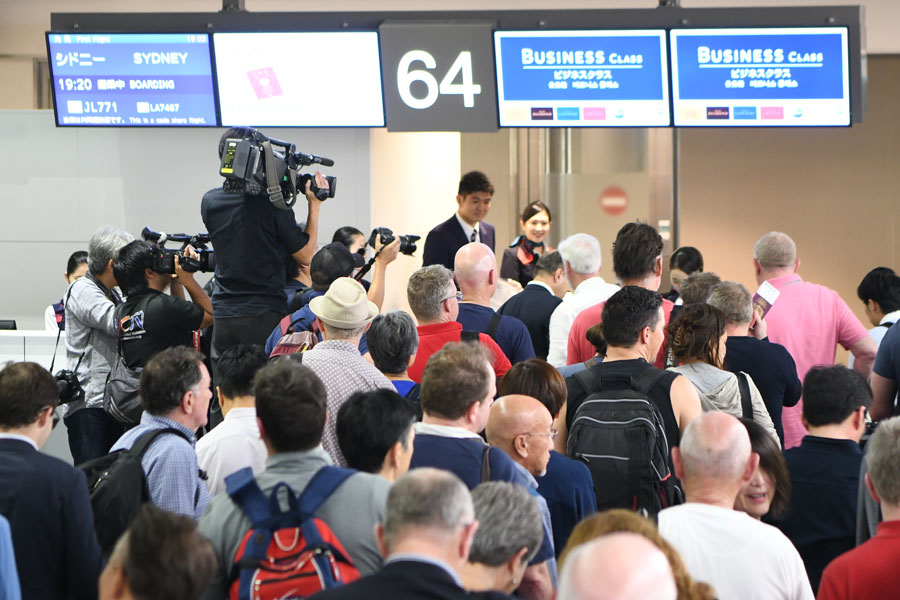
[0,110,371,328]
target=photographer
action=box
[64,225,134,464]
[113,240,214,369]
[201,127,327,357]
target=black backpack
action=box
[78,428,189,556]
[567,367,683,518]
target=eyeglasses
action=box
[520,429,558,440]
[442,291,464,303]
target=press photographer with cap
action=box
[201,126,329,361]
[296,277,394,466]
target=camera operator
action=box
[113,240,214,369]
[201,127,327,359]
[63,225,134,464]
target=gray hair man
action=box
[546,233,619,367]
[64,224,134,464]
[310,469,507,600]
[752,232,876,448]
[819,417,900,598]
[557,533,676,600]
[659,412,813,600]
[462,482,544,596]
[366,310,420,394]
[708,281,802,447]
[406,265,511,382]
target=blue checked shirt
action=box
[110,412,210,519]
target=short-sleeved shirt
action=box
[201,187,309,318]
[407,321,511,383]
[118,289,205,368]
[763,274,869,448]
[874,321,900,382]
[456,303,535,365]
[724,336,802,446]
[567,297,675,368]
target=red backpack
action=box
[269,314,320,357]
[225,466,359,600]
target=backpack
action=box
[79,428,189,556]
[225,466,360,600]
[567,367,683,517]
[270,313,320,357]
[103,304,144,425]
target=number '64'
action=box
[397,50,482,110]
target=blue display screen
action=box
[670,27,850,126]
[494,30,670,127]
[47,33,218,127]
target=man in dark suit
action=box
[422,171,496,270]
[0,362,103,600]
[499,251,568,360]
[311,468,510,600]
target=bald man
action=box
[658,412,813,600]
[455,243,535,364]
[557,533,676,600]
[486,395,557,599]
[752,231,875,448]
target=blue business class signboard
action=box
[670,27,850,127]
[494,30,670,127]
[47,33,218,127]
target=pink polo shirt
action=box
[764,274,869,448]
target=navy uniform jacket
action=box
[0,438,103,600]
[422,215,495,271]
[498,283,562,360]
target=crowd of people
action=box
[3,129,900,600]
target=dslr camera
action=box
[219,132,337,209]
[55,369,84,405]
[141,227,216,274]
[368,228,420,256]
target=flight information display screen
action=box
[493,30,670,127]
[47,33,218,127]
[213,32,385,127]
[670,27,850,126]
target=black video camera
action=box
[368,228,420,256]
[55,369,84,405]
[219,133,337,209]
[141,227,216,274]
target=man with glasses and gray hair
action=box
[406,265,510,382]
[311,468,509,600]
[708,281,801,447]
[63,224,134,464]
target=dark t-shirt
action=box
[118,289,205,368]
[779,436,863,593]
[536,450,597,556]
[874,322,900,381]
[456,303,535,364]
[724,336,802,446]
[201,187,309,318]
[565,358,681,453]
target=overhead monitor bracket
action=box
[221,0,246,13]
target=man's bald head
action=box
[454,243,496,293]
[486,395,550,448]
[678,412,751,483]
[754,231,797,269]
[558,533,677,600]
[487,395,554,477]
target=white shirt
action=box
[849,310,900,368]
[546,276,620,367]
[658,503,814,600]
[455,213,480,244]
[196,406,268,496]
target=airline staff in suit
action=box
[422,171,496,271]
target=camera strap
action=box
[50,283,93,374]
[261,140,296,210]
